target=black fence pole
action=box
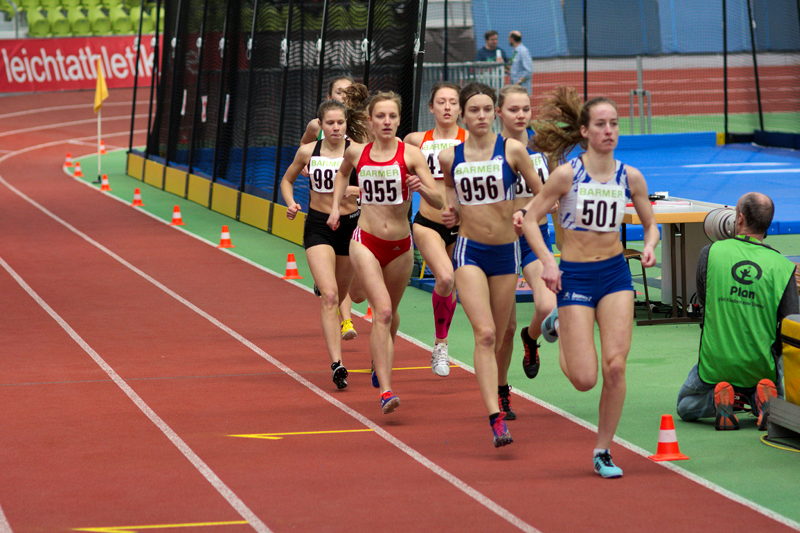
[363,0,374,86]
[443,0,448,80]
[128,0,146,152]
[210,0,236,184]
[411,0,428,132]
[144,0,162,157]
[236,0,260,199]
[185,0,210,177]
[165,0,187,168]
[268,0,296,231]
[745,0,764,131]
[315,0,330,104]
[723,0,729,140]
[582,0,587,101]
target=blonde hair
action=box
[367,91,402,116]
[497,84,529,109]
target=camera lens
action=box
[704,207,735,241]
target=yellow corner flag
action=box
[93,58,108,113]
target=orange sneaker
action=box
[754,378,778,430]
[714,382,739,430]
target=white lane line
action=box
[0,504,12,532]
[713,168,800,175]
[1,143,539,533]
[0,100,151,120]
[0,257,271,533]
[683,163,789,168]
[0,114,149,138]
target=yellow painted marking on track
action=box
[229,429,374,440]
[350,365,458,374]
[73,520,248,532]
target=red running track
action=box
[0,89,795,532]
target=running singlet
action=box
[451,135,516,206]
[308,140,357,193]
[515,148,549,198]
[558,156,630,232]
[420,127,467,179]
[356,142,410,206]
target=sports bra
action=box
[558,156,631,232]
[355,142,410,206]
[451,135,516,206]
[309,140,358,193]
[420,127,467,179]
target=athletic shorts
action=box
[303,207,359,256]
[519,223,552,269]
[412,211,459,247]
[557,253,633,308]
[452,236,519,277]
[352,226,412,268]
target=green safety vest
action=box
[699,236,796,387]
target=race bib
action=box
[421,139,461,179]
[359,164,404,205]
[575,182,625,231]
[308,156,342,193]
[514,153,548,198]
[454,159,505,205]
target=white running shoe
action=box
[431,342,450,377]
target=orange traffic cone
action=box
[648,414,690,461]
[170,205,184,226]
[100,173,111,191]
[99,140,107,155]
[217,225,235,248]
[64,153,73,167]
[281,253,302,279]
[364,306,373,321]
[73,161,83,178]
[131,187,144,206]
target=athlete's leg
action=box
[306,244,342,365]
[558,304,600,390]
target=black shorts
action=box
[412,211,459,247]
[303,208,360,256]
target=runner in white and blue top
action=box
[519,88,659,478]
[438,82,542,448]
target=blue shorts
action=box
[453,236,519,277]
[557,254,632,308]
[519,223,552,269]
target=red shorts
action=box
[352,227,412,267]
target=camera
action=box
[703,207,736,241]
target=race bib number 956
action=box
[454,160,504,205]
[575,183,625,231]
[359,165,404,205]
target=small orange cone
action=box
[170,205,184,226]
[648,414,690,461]
[64,153,73,167]
[281,253,302,279]
[100,173,111,191]
[131,187,144,206]
[99,140,107,155]
[364,306,373,321]
[73,161,83,178]
[217,225,235,248]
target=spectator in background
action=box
[508,31,533,88]
[475,30,508,63]
[677,192,798,431]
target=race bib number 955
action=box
[359,164,404,205]
[308,156,342,193]
[454,160,504,205]
[575,183,625,231]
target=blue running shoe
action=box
[593,451,623,478]
[380,391,400,414]
[491,412,513,447]
[541,307,559,343]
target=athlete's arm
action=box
[438,147,459,228]
[328,144,360,230]
[628,166,658,268]
[405,144,443,209]
[300,118,321,145]
[279,143,313,220]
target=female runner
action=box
[494,84,554,420]
[439,83,541,446]
[280,97,368,390]
[404,82,466,377]
[328,92,442,413]
[520,87,658,477]
[301,76,355,144]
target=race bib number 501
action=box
[359,164,404,205]
[575,183,625,231]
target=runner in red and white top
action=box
[404,82,467,378]
[328,92,442,415]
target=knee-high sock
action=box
[432,291,457,340]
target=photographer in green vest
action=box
[677,192,798,430]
